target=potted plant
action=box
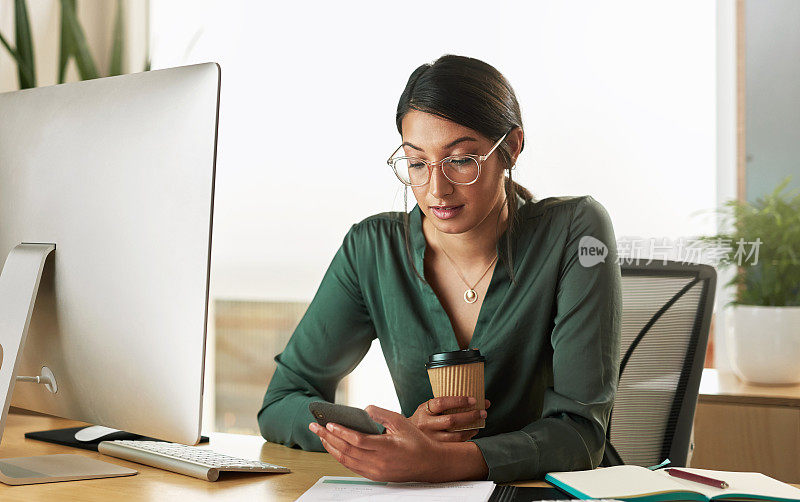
[704,177,800,384]
[0,0,134,91]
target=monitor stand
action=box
[0,243,137,485]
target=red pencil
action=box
[667,468,729,489]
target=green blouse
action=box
[258,195,621,483]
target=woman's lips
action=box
[429,205,464,220]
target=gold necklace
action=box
[435,229,498,304]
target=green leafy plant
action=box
[1,0,128,89]
[0,0,36,88]
[702,177,800,307]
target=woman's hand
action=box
[308,405,486,482]
[409,397,490,442]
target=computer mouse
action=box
[74,425,122,442]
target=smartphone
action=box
[308,402,384,435]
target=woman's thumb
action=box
[365,405,407,433]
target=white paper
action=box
[295,476,496,502]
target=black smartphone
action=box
[308,402,384,435]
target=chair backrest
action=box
[605,260,716,467]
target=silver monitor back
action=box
[0,63,220,445]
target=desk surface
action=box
[0,413,548,501]
[699,368,800,406]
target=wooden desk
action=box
[0,413,548,501]
[692,368,800,483]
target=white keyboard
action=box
[98,440,291,481]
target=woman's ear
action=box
[508,127,524,167]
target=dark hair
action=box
[395,54,533,282]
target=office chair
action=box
[602,260,716,468]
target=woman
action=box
[258,55,621,483]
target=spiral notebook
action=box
[298,476,613,501]
[545,465,800,502]
[296,476,497,501]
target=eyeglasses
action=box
[386,131,509,187]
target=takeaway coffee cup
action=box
[425,349,485,431]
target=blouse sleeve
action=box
[257,224,377,451]
[469,196,622,482]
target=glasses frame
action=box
[386,130,509,187]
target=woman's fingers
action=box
[309,422,372,460]
[324,422,382,451]
[318,436,373,477]
[410,397,489,442]
[426,396,476,414]
[428,409,486,431]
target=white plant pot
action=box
[726,305,800,385]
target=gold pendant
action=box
[464,289,478,304]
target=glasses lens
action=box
[392,158,429,186]
[442,157,479,184]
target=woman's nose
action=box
[428,164,453,198]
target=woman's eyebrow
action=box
[400,136,479,152]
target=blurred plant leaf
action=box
[108,0,124,76]
[58,0,75,84]
[14,0,36,88]
[60,0,99,80]
[0,30,34,86]
[0,31,13,54]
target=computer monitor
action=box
[0,63,220,482]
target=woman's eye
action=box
[448,157,475,168]
[409,161,427,169]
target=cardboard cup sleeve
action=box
[427,361,485,431]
